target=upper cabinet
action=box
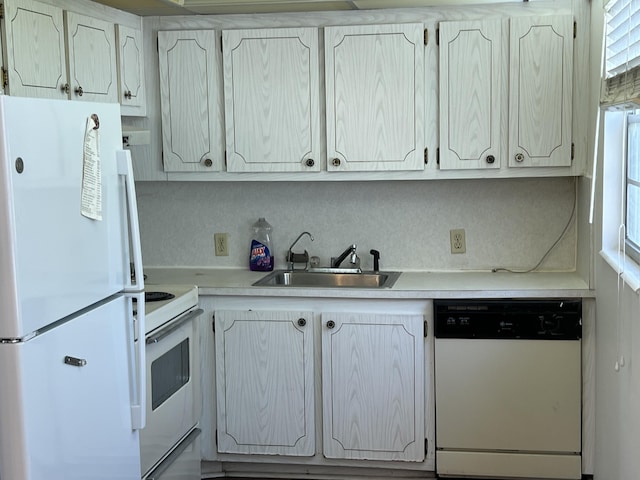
[1,0,144,112]
[509,15,573,168]
[439,15,573,171]
[439,19,502,170]
[324,24,425,172]
[223,28,321,173]
[157,30,224,172]
[116,24,146,116]
[64,11,118,103]
[1,0,68,99]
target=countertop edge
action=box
[143,267,595,299]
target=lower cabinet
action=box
[321,312,425,462]
[210,302,432,470]
[214,310,315,456]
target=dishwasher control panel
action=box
[434,299,582,340]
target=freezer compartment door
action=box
[0,96,129,337]
[0,295,141,480]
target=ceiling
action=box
[90,0,500,16]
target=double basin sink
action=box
[253,268,401,289]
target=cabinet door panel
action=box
[215,310,315,456]
[224,28,320,173]
[116,24,145,112]
[158,30,224,172]
[65,12,118,103]
[2,0,68,99]
[322,313,425,461]
[325,24,425,172]
[439,20,502,170]
[509,15,573,167]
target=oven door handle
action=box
[146,308,203,345]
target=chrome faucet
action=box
[287,231,313,270]
[332,244,359,268]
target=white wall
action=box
[589,0,640,478]
[136,177,577,271]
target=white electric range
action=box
[137,284,203,480]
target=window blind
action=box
[603,0,640,106]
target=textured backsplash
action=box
[136,177,577,272]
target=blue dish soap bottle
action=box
[249,218,274,271]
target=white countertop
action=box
[143,267,593,299]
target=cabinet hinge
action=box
[573,21,577,39]
[212,314,215,333]
[424,147,428,165]
[215,429,218,447]
[436,147,440,165]
[424,29,428,46]
[424,320,428,337]
[571,142,575,160]
[436,28,440,46]
[425,438,428,455]
[1,67,7,90]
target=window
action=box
[627,112,640,263]
[600,0,640,291]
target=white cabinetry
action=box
[321,312,425,461]
[1,0,68,99]
[116,23,146,115]
[509,15,573,168]
[1,0,126,105]
[324,24,425,172]
[439,19,502,170]
[158,30,224,172]
[64,11,118,102]
[214,310,315,456]
[439,15,573,171]
[222,28,321,173]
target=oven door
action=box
[140,307,203,476]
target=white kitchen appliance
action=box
[0,96,146,479]
[140,284,202,479]
[434,299,582,480]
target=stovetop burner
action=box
[145,291,175,302]
[133,291,176,303]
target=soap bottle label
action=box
[250,239,273,271]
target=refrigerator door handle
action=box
[116,150,145,293]
[127,291,146,430]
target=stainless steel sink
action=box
[252,269,401,288]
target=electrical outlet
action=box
[214,233,229,256]
[450,229,466,254]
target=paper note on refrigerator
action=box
[81,115,102,221]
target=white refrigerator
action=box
[0,96,146,479]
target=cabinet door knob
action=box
[305,158,315,167]
[326,320,335,329]
[331,158,341,167]
[486,155,495,164]
[203,158,213,167]
[514,153,525,162]
[124,90,132,100]
[297,318,307,327]
[60,83,70,94]
[75,86,84,97]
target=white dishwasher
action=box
[434,299,582,480]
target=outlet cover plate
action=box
[450,229,466,254]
